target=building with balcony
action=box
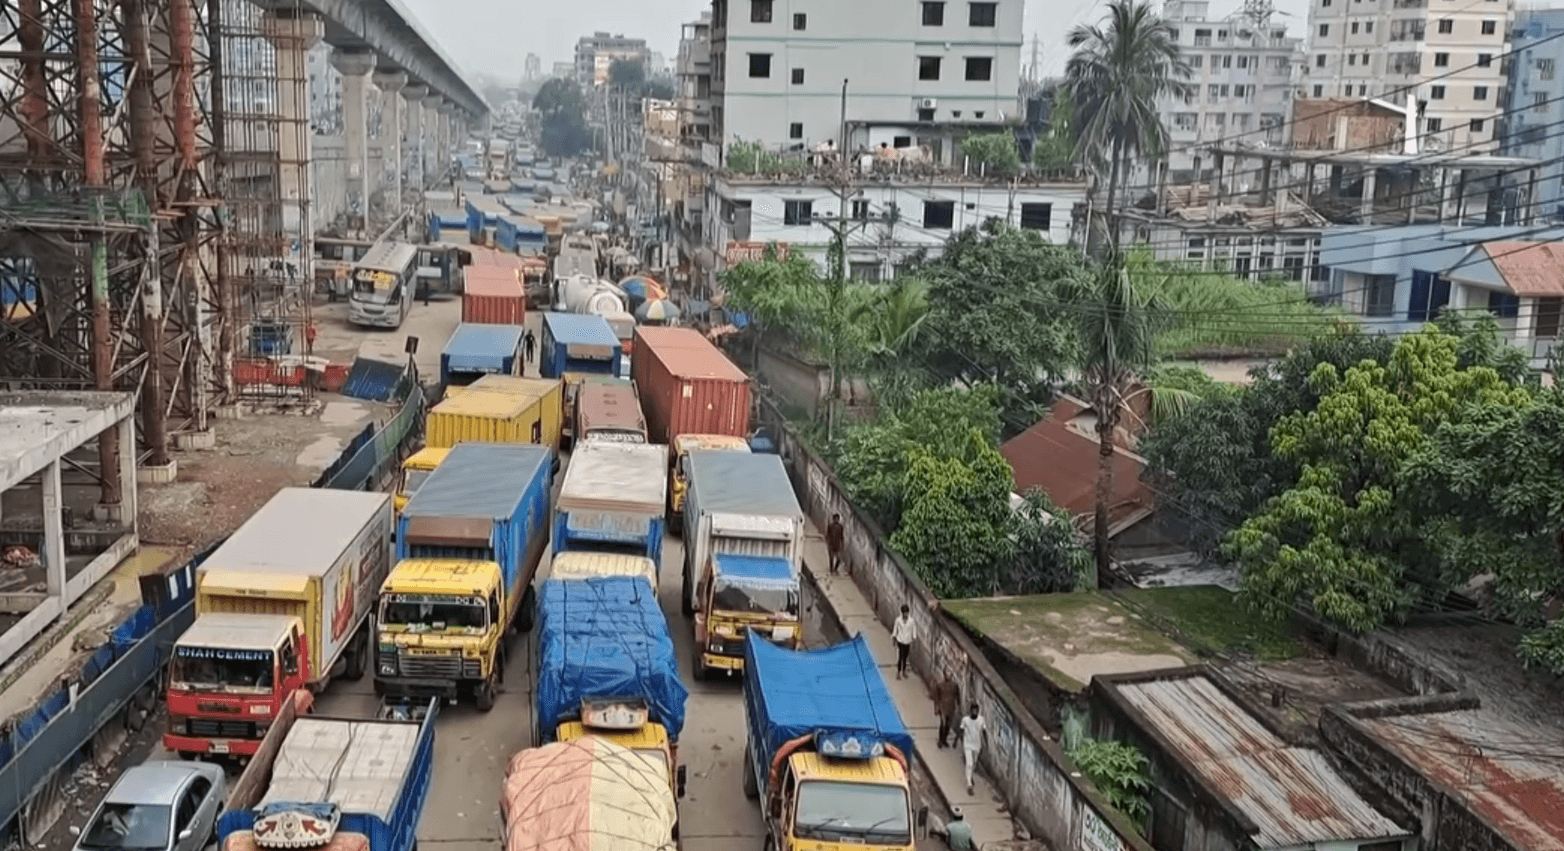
[1305,0,1512,154]
[574,32,651,87]
[1501,8,1564,221]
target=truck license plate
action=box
[210,742,230,754]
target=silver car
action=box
[73,761,226,851]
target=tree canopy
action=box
[532,78,593,157]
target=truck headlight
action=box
[380,661,397,676]
[708,641,723,654]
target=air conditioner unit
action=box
[918,98,938,110]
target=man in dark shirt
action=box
[933,676,960,748]
[826,513,845,575]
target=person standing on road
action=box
[932,675,960,748]
[958,703,986,796]
[524,329,536,366]
[892,605,916,680]
[826,513,845,575]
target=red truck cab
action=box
[164,612,314,760]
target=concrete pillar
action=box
[374,70,408,216]
[1207,152,1224,223]
[41,459,65,597]
[423,94,444,182]
[438,102,455,171]
[331,48,377,234]
[1360,167,1377,222]
[118,416,137,533]
[261,11,324,281]
[403,84,429,191]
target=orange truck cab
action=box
[164,613,314,759]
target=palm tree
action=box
[1065,254,1177,585]
[1064,0,1192,252]
[852,278,931,407]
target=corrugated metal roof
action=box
[209,488,389,573]
[442,323,525,359]
[403,443,550,519]
[687,452,801,518]
[558,441,668,511]
[1483,241,1564,297]
[1116,675,1409,849]
[542,312,621,347]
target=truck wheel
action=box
[763,834,776,851]
[680,569,694,617]
[742,745,758,799]
[343,629,368,681]
[476,680,497,712]
[517,585,538,632]
[690,648,706,682]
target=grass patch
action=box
[1119,585,1303,661]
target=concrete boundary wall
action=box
[759,399,1153,851]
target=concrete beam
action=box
[0,391,138,492]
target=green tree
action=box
[889,433,1017,598]
[608,58,646,90]
[532,78,593,157]
[961,132,1023,174]
[1064,0,1192,250]
[1062,256,1175,586]
[851,276,931,408]
[1009,491,1093,594]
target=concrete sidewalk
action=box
[801,521,1014,849]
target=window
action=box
[783,200,812,225]
[974,110,985,118]
[1433,52,1449,67]
[1349,54,1357,66]
[851,199,870,220]
[1488,290,1520,318]
[1474,85,1488,100]
[1322,0,1330,6]
[965,57,993,80]
[748,53,771,77]
[1237,55,1249,68]
[1351,22,1359,34]
[923,200,955,229]
[1470,117,1485,132]
[1222,54,1232,68]
[1481,19,1496,35]
[1313,84,1324,97]
[917,107,935,121]
[922,1,945,25]
[969,2,997,26]
[1189,55,1203,68]
[1318,24,1329,37]
[793,12,806,29]
[751,0,772,23]
[1535,92,1549,114]
[1426,117,1442,132]
[850,261,882,282]
[1406,270,1451,321]
[1536,297,1563,338]
[1437,18,1453,33]
[1365,274,1396,317]
[918,56,942,80]
[1540,58,1556,80]
[893,136,912,148]
[791,68,804,84]
[1365,21,1373,32]
[1477,53,1493,68]
[789,122,803,138]
[1431,84,1445,99]
[1019,202,1052,231]
[1208,84,1220,102]
[1173,112,1198,130]
[1316,54,1326,67]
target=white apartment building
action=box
[709,0,1023,154]
[1306,0,1512,153]
[574,32,651,87]
[1160,0,1302,178]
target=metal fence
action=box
[312,376,426,492]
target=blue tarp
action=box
[715,554,795,585]
[441,323,524,375]
[342,356,408,402]
[743,633,913,768]
[536,576,688,742]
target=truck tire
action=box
[343,629,368,682]
[680,568,694,616]
[742,745,758,799]
[476,679,496,712]
[517,585,538,632]
[763,833,776,851]
[690,647,706,682]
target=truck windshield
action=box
[712,576,798,616]
[583,429,645,444]
[381,597,489,632]
[170,648,275,693]
[402,467,433,497]
[795,781,911,845]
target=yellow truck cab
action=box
[772,750,914,851]
[667,433,750,534]
[394,447,451,514]
[375,559,508,710]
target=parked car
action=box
[73,761,226,851]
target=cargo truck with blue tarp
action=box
[742,633,916,851]
[552,441,668,575]
[377,443,553,710]
[439,323,524,391]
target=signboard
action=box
[1080,809,1126,851]
[725,241,790,266]
[175,647,271,661]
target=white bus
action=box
[348,241,419,329]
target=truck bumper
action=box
[163,733,263,757]
[375,675,464,700]
[700,652,744,674]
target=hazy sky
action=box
[400,0,1313,84]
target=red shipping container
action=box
[633,326,750,443]
[463,266,526,325]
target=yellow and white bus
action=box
[349,241,419,328]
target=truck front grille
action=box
[188,718,256,739]
[398,651,463,679]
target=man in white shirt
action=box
[957,703,986,795]
[891,604,916,679]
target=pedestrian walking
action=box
[958,703,986,796]
[524,329,536,365]
[826,513,845,575]
[932,676,960,748]
[935,808,974,851]
[419,281,431,306]
[891,605,916,680]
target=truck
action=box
[378,442,553,710]
[555,274,626,317]
[439,323,524,391]
[553,441,668,573]
[681,451,805,678]
[502,737,679,851]
[425,375,564,450]
[539,312,623,380]
[216,695,439,851]
[394,447,451,515]
[666,433,750,535]
[461,265,526,325]
[165,489,393,760]
[632,326,751,445]
[741,632,916,851]
[575,375,648,445]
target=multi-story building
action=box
[709,0,1023,156]
[524,53,542,82]
[1306,0,1512,154]
[1159,0,1302,179]
[1501,8,1564,219]
[574,32,651,87]
[551,61,574,79]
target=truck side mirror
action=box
[676,765,687,798]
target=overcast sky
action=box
[400,0,1313,84]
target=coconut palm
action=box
[1064,0,1193,251]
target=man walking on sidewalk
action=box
[958,703,986,796]
[932,675,960,748]
[826,514,845,575]
[892,605,916,679]
[524,329,536,367]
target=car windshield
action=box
[712,575,797,616]
[381,597,488,631]
[81,802,173,851]
[170,648,274,693]
[794,781,910,845]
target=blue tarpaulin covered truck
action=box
[741,633,918,851]
[439,323,524,390]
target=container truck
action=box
[462,265,526,325]
[666,433,750,535]
[439,323,524,390]
[575,375,648,445]
[425,375,564,450]
[741,633,916,851]
[394,447,451,515]
[539,312,623,380]
[632,326,751,445]
[682,451,805,678]
[553,441,668,573]
[502,737,679,851]
[165,489,393,760]
[216,695,438,851]
[377,443,554,710]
